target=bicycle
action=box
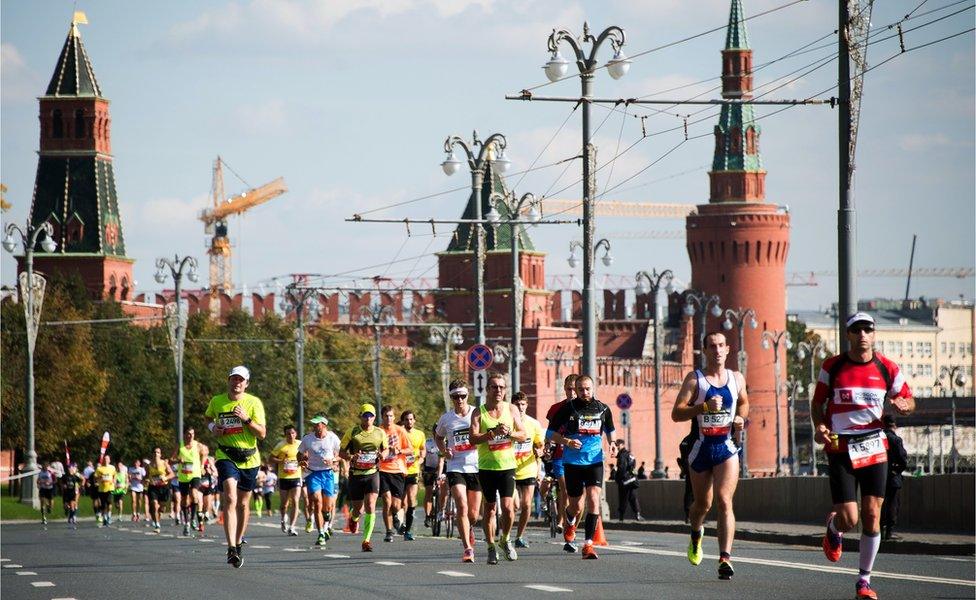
[431,477,456,539]
[541,476,559,539]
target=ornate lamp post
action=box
[544,347,577,407]
[784,377,805,475]
[441,131,510,347]
[281,285,320,437]
[429,325,464,412]
[360,304,396,416]
[762,328,792,476]
[154,255,199,447]
[722,307,758,477]
[3,221,57,507]
[635,268,675,479]
[796,340,831,476]
[545,22,630,384]
[492,343,525,390]
[683,290,722,369]
[937,365,967,473]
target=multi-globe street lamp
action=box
[429,325,464,412]
[635,268,675,479]
[359,304,397,416]
[683,290,722,369]
[762,328,792,476]
[721,307,758,477]
[154,255,199,447]
[936,365,967,473]
[796,339,831,476]
[280,285,320,437]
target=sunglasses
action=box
[848,326,875,334]
[450,394,468,399]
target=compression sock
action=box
[858,531,881,584]
[362,513,376,541]
[192,503,198,523]
[405,507,414,532]
[323,511,332,531]
[565,509,577,527]
[691,527,703,543]
[584,513,599,543]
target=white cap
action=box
[228,365,251,380]
[845,312,875,329]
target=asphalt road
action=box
[2,515,973,600]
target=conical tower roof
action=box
[45,21,103,97]
[444,163,535,253]
[725,0,750,50]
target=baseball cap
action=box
[310,414,329,425]
[845,312,875,329]
[360,403,376,416]
[228,365,251,380]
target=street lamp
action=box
[635,268,674,479]
[796,340,831,476]
[545,22,629,384]
[442,130,510,347]
[3,221,57,508]
[936,365,967,473]
[281,285,320,437]
[721,307,758,478]
[784,377,804,476]
[489,191,541,394]
[568,238,613,270]
[360,304,396,416]
[544,347,577,408]
[683,290,723,369]
[154,255,199,447]
[429,325,464,411]
[762,328,792,476]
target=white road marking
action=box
[604,545,976,588]
[144,532,156,536]
[939,557,973,563]
[620,541,643,546]
[438,570,474,577]
[160,534,174,538]
[15,571,37,575]
[283,548,307,552]
[198,539,215,543]
[0,558,8,562]
[117,528,129,531]
[250,545,271,549]
[3,564,23,568]
[375,561,404,566]
[525,584,573,592]
[323,554,350,558]
[30,582,55,587]
[52,597,79,600]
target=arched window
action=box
[74,109,85,138]
[52,109,64,138]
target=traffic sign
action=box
[466,344,494,371]
[472,369,488,401]
[615,393,633,410]
[620,410,630,427]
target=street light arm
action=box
[548,28,585,61]
[478,133,508,163]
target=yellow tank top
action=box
[477,402,517,471]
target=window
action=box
[874,341,884,352]
[941,342,948,354]
[923,342,933,357]
[949,342,956,355]
[52,109,64,138]
[886,341,895,354]
[893,341,903,356]
[922,364,933,377]
[74,109,85,138]
[904,364,914,377]
[906,341,914,355]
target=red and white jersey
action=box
[812,353,911,437]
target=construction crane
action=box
[199,157,287,297]
[540,199,694,219]
[786,268,974,287]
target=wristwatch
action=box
[243,417,253,425]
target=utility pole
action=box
[282,283,319,437]
[360,304,395,416]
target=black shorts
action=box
[39,488,55,500]
[379,472,405,499]
[62,492,78,504]
[479,469,516,500]
[446,471,481,491]
[827,452,887,504]
[515,477,537,489]
[348,472,380,502]
[422,469,438,488]
[178,478,201,495]
[564,463,604,498]
[148,486,171,503]
[404,474,419,486]
[279,478,302,491]
[98,491,113,505]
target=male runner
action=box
[146,448,174,531]
[540,374,577,534]
[813,313,914,600]
[546,375,617,560]
[270,425,303,535]
[205,365,266,569]
[470,373,527,565]
[399,410,426,541]
[511,391,544,548]
[339,403,390,552]
[435,380,482,563]
[128,460,147,522]
[94,454,117,526]
[299,415,341,546]
[421,423,442,528]
[37,462,56,525]
[60,463,84,528]
[173,427,205,536]
[259,465,277,517]
[671,331,748,578]
[112,460,128,519]
[378,405,412,543]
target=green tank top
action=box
[114,470,127,491]
[477,402,517,471]
[178,443,201,482]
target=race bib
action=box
[578,416,602,435]
[101,473,113,483]
[699,408,733,436]
[405,453,416,465]
[848,431,888,469]
[151,476,164,486]
[181,463,195,474]
[217,411,244,435]
[514,440,533,460]
[487,432,511,451]
[354,451,378,470]
[452,428,473,452]
[283,460,299,475]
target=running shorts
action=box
[215,459,259,493]
[446,472,481,491]
[98,491,113,505]
[379,472,405,499]
[564,463,603,498]
[178,478,201,495]
[421,469,437,488]
[515,477,537,489]
[688,438,739,473]
[827,452,887,504]
[478,469,516,500]
[404,474,419,487]
[39,488,55,500]
[148,486,171,503]
[305,470,336,497]
[279,478,302,491]
[348,472,380,502]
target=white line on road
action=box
[603,545,975,588]
[438,570,474,577]
[144,532,155,536]
[198,539,214,543]
[160,534,174,538]
[375,561,404,566]
[283,548,307,552]
[323,554,350,559]
[250,545,271,549]
[51,597,78,600]
[939,557,974,563]
[0,558,8,562]
[525,584,573,592]
[30,581,55,587]
[3,564,23,568]
[15,571,37,575]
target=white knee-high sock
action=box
[858,531,881,583]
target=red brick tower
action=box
[685,0,790,474]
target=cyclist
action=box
[339,403,389,552]
[435,380,481,563]
[399,410,426,541]
[299,414,341,547]
[421,423,442,528]
[511,391,544,549]
[270,424,303,535]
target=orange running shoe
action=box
[581,543,599,560]
[855,579,878,599]
[822,512,842,563]
[563,524,576,544]
[349,519,360,535]
[361,540,373,552]
[462,548,474,563]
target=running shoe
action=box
[687,534,703,566]
[227,547,237,565]
[855,579,878,600]
[822,512,843,563]
[288,528,298,537]
[154,523,161,533]
[281,521,287,533]
[384,530,395,543]
[563,524,576,543]
[322,528,332,542]
[183,523,191,536]
[231,552,243,569]
[487,545,499,565]
[42,516,47,525]
[305,521,314,533]
[563,542,578,553]
[349,519,360,534]
[514,537,528,549]
[198,521,205,533]
[718,559,734,580]
[502,539,518,561]
[462,548,474,563]
[393,515,402,533]
[581,543,599,560]
[404,531,415,541]
[361,540,373,552]
[424,514,432,528]
[316,533,326,546]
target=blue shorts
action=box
[305,469,336,497]
[688,438,739,473]
[215,459,259,493]
[550,458,565,478]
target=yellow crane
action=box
[199,157,286,298]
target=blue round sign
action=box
[466,344,494,370]
[615,393,633,410]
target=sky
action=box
[2,0,974,312]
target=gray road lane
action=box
[2,517,973,600]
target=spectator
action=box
[608,465,617,482]
[614,440,641,521]
[881,415,908,541]
[637,462,647,480]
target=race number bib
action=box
[699,409,733,436]
[354,451,378,470]
[405,453,416,465]
[181,463,195,474]
[217,411,244,435]
[452,428,473,452]
[514,439,533,460]
[283,460,299,475]
[848,431,888,469]
[578,415,603,435]
[151,476,164,487]
[487,432,511,451]
[101,473,114,483]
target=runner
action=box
[511,391,545,549]
[60,463,84,528]
[253,467,267,517]
[421,423,442,528]
[94,454,117,527]
[812,313,914,600]
[199,457,217,526]
[146,448,174,531]
[205,365,267,569]
[270,424,303,535]
[82,461,99,522]
[546,374,617,560]
[377,406,411,543]
[112,460,129,519]
[338,403,390,552]
[298,415,341,547]
[671,331,748,578]
[36,462,56,525]
[540,374,577,535]
[435,380,482,563]
[128,459,147,523]
[173,427,205,536]
[470,373,527,565]
[169,460,182,524]
[399,410,426,541]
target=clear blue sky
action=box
[2,0,973,310]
